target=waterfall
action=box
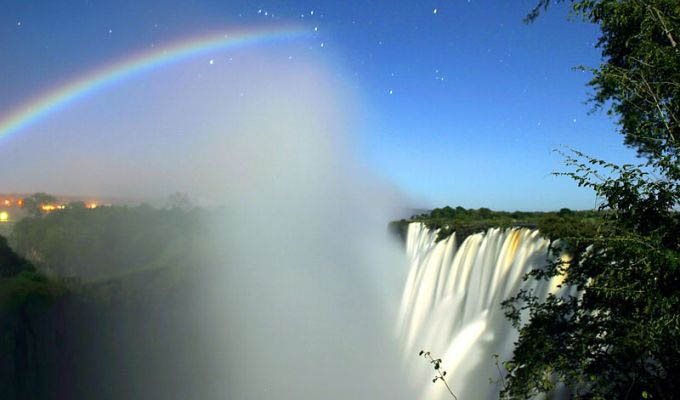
[398,222,563,399]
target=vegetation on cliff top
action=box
[499,1,680,399]
[0,235,67,312]
[10,203,209,281]
[389,206,601,244]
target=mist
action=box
[1,49,418,398]
[188,54,415,398]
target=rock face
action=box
[0,264,228,400]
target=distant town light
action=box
[86,202,98,209]
[3,200,10,206]
[0,211,8,222]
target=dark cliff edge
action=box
[0,234,227,400]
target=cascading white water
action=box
[398,222,563,400]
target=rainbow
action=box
[0,27,309,142]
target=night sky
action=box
[1,0,640,210]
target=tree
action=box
[67,201,86,210]
[527,0,679,160]
[478,207,492,218]
[10,204,204,280]
[558,207,573,216]
[501,1,680,399]
[21,193,57,216]
[165,192,193,211]
[0,235,34,278]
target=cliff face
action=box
[0,264,226,400]
[1,295,72,400]
[0,235,71,399]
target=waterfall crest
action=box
[398,222,560,399]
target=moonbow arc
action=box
[0,27,309,141]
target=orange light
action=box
[86,202,97,209]
[3,200,10,206]
[17,199,23,206]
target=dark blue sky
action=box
[1,0,639,210]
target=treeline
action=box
[389,205,601,243]
[10,203,211,281]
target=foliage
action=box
[0,235,34,278]
[389,206,600,244]
[499,1,680,399]
[502,151,680,399]
[0,270,67,312]
[21,192,57,216]
[0,234,65,312]
[10,204,208,280]
[67,201,87,209]
[527,0,679,159]
[418,350,458,400]
[165,191,193,211]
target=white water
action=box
[398,222,564,399]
